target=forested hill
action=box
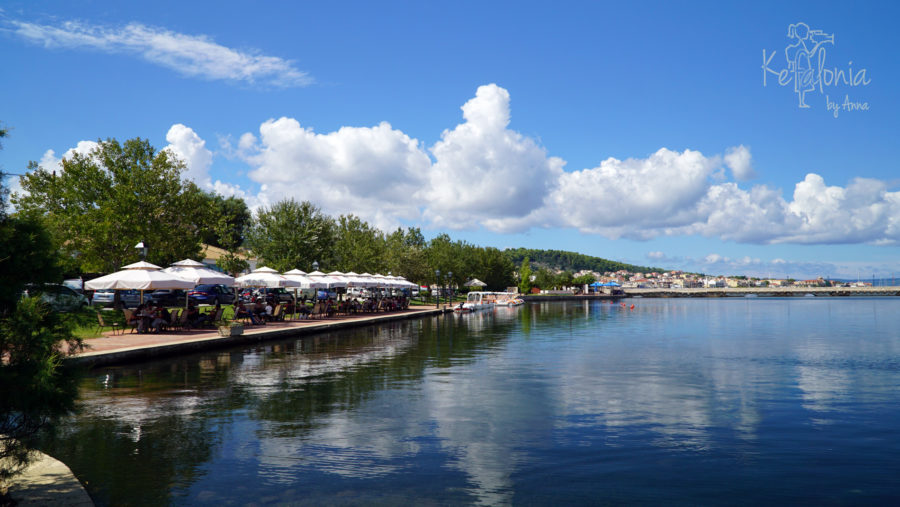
[504,248,665,274]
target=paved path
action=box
[72,305,447,367]
[4,451,93,506]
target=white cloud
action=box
[8,19,311,87]
[423,84,565,232]
[37,140,101,173]
[547,148,717,239]
[25,84,893,252]
[724,145,755,180]
[241,117,431,229]
[647,251,666,260]
[164,124,212,184]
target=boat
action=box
[494,292,525,307]
[456,291,496,312]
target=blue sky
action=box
[2,1,898,279]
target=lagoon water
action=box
[40,298,900,505]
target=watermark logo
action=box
[762,22,870,117]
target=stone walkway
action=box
[4,452,93,506]
[72,305,446,367]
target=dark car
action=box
[255,288,294,304]
[187,284,235,305]
[147,289,187,307]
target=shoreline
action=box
[69,305,451,368]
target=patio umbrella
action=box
[85,261,196,307]
[234,267,301,288]
[306,270,347,289]
[162,259,236,307]
[464,278,487,288]
[284,269,327,288]
[85,262,196,291]
[164,259,235,285]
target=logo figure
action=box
[784,23,834,108]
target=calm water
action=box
[39,298,900,505]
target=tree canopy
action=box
[504,247,663,275]
[13,138,206,272]
[246,199,336,272]
[0,126,81,485]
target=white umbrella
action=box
[284,269,327,289]
[306,270,347,289]
[343,271,376,288]
[235,267,301,288]
[163,259,235,286]
[85,263,196,291]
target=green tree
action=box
[474,247,515,291]
[518,257,533,294]
[0,126,81,486]
[333,215,386,273]
[246,199,335,272]
[199,193,251,249]
[384,227,428,284]
[573,273,596,286]
[13,137,206,272]
[556,270,575,288]
[534,268,557,290]
[425,234,465,287]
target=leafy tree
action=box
[246,199,335,272]
[384,227,428,284]
[474,247,515,291]
[0,127,81,486]
[13,137,206,272]
[333,214,386,273]
[207,195,251,276]
[534,268,557,290]
[556,270,574,288]
[199,193,251,249]
[425,234,466,287]
[518,257,533,294]
[573,273,596,285]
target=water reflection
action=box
[36,299,900,505]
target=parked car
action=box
[255,287,294,304]
[90,289,147,308]
[146,289,187,307]
[188,284,235,305]
[24,284,89,312]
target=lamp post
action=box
[135,241,148,261]
[435,269,441,308]
[312,260,319,272]
[448,271,453,306]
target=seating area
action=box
[90,294,418,341]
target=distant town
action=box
[571,270,877,289]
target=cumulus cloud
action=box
[724,145,755,180]
[6,19,311,87]
[547,148,717,239]
[29,84,897,250]
[164,124,213,184]
[423,84,565,232]
[241,118,431,229]
[37,140,101,173]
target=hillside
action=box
[504,248,665,275]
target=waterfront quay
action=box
[70,305,450,368]
[626,286,900,297]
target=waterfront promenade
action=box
[71,305,449,368]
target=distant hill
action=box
[503,248,665,274]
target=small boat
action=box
[494,292,524,307]
[458,291,495,311]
